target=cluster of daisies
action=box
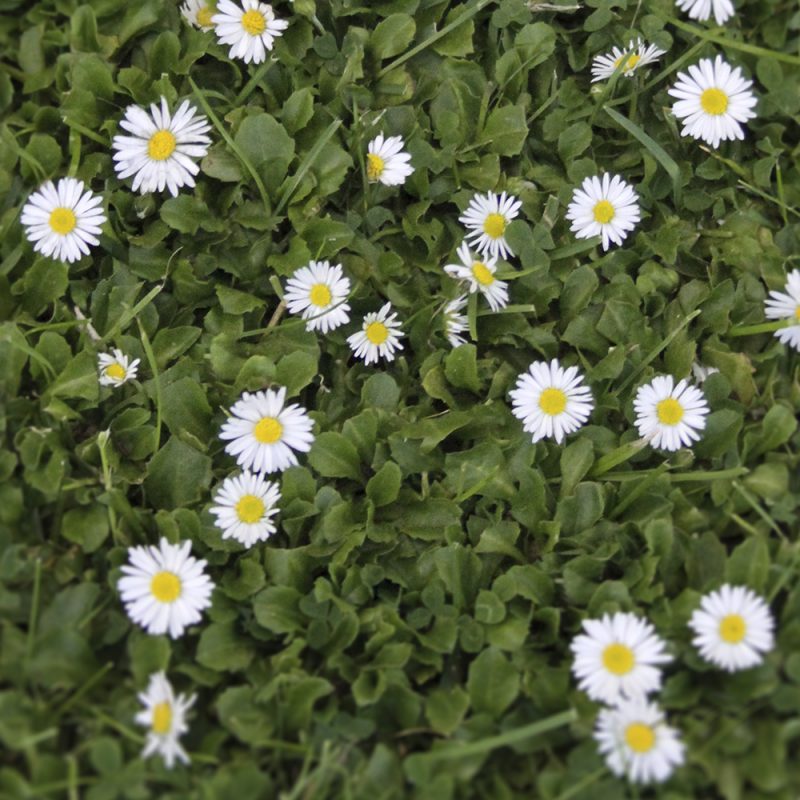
[571,585,776,784]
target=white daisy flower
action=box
[118,538,214,639]
[668,56,757,150]
[347,302,404,365]
[443,295,469,348]
[135,671,195,769]
[444,241,509,312]
[633,375,709,452]
[458,190,522,260]
[98,349,140,387]
[209,470,281,548]
[570,611,671,704]
[219,387,315,474]
[691,362,720,383]
[112,97,211,197]
[366,133,414,187]
[509,359,594,445]
[688,584,775,672]
[284,260,351,334]
[594,698,685,785]
[20,178,106,264]
[181,0,217,29]
[565,173,640,251]
[591,39,666,82]
[212,0,288,65]
[764,269,800,351]
[675,0,734,26]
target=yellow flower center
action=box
[593,200,615,224]
[625,722,656,753]
[151,702,173,735]
[148,130,177,161]
[719,613,747,644]
[482,212,506,239]
[197,6,214,26]
[254,417,283,444]
[471,261,495,286]
[49,207,77,235]
[700,88,729,116]
[236,494,265,524]
[309,283,332,307]
[150,571,182,603]
[241,8,266,34]
[538,387,568,416]
[794,305,800,321]
[602,642,635,675]
[365,321,389,345]
[656,397,684,426]
[614,53,641,71]
[104,363,127,381]
[367,153,385,181]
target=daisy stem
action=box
[54,661,115,717]
[266,300,286,330]
[90,708,145,743]
[25,558,42,664]
[736,179,800,221]
[137,320,163,454]
[67,128,81,177]
[731,481,786,540]
[234,60,273,106]
[728,320,789,337]
[97,430,120,544]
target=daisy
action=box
[688,584,775,672]
[594,698,685,785]
[112,97,211,197]
[509,359,594,445]
[764,269,800,351]
[444,241,509,312]
[675,0,734,26]
[570,611,671,704]
[591,39,666,82]
[212,0,288,64]
[209,470,281,547]
[458,190,522,260]
[633,375,709,451]
[347,302,404,365]
[219,387,315,474]
[181,0,216,29]
[284,260,351,334]
[366,133,415,187]
[98,349,140,387]
[565,173,640,251]
[118,538,214,639]
[443,295,468,348]
[135,671,195,769]
[668,56,757,149]
[20,178,106,264]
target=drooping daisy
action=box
[20,178,106,264]
[668,56,757,149]
[565,173,640,251]
[284,260,351,334]
[444,242,509,312]
[209,470,281,547]
[633,375,709,452]
[688,584,775,672]
[135,671,195,769]
[366,133,414,187]
[764,269,800,351]
[570,612,671,704]
[509,359,594,445]
[443,295,468,348]
[212,0,288,64]
[112,97,211,197]
[118,538,214,639]
[591,39,666,82]
[675,0,734,26]
[219,387,315,474]
[458,190,522,260]
[347,303,404,365]
[98,349,140,387]
[181,0,217,29]
[594,698,685,785]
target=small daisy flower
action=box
[118,538,214,639]
[212,0,288,64]
[219,387,315,474]
[112,97,211,197]
[675,0,734,26]
[20,178,106,264]
[135,671,195,769]
[98,349,140,387]
[594,698,685,785]
[688,584,775,672]
[347,302,404,365]
[691,362,720,383]
[633,375,709,452]
[181,0,217,29]
[209,470,281,547]
[284,260,351,334]
[668,56,757,150]
[570,611,671,704]
[591,39,666,82]
[510,359,594,445]
[366,133,415,187]
[565,173,640,251]
[458,190,522,260]
[444,241,509,312]
[443,295,469,348]
[764,269,800,351]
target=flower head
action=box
[181,0,216,29]
[566,173,640,251]
[98,349,140,387]
[284,260,351,334]
[443,295,469,348]
[444,241,509,312]
[347,303,404,365]
[633,375,709,451]
[458,191,521,260]
[366,133,414,187]
[675,0,734,26]
[764,269,800,351]
[591,39,666,82]
[212,0,288,64]
[135,671,195,768]
[209,470,281,547]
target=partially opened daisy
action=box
[763,269,800,351]
[135,671,195,769]
[633,375,709,451]
[219,387,315,474]
[688,584,775,672]
[566,173,640,251]
[459,190,522,260]
[212,0,288,64]
[20,178,106,264]
[443,295,468,348]
[594,698,685,785]
[366,133,414,187]
[209,470,281,548]
[284,260,351,333]
[570,611,671,704]
[118,538,214,639]
[347,303,404,365]
[181,0,216,29]
[98,349,140,387]
[668,56,757,149]
[510,359,594,445]
[444,241,508,312]
[591,39,666,82]
[675,0,734,25]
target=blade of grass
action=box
[102,283,163,342]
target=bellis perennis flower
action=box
[209,470,281,547]
[181,0,216,29]
[366,133,414,186]
[566,173,640,251]
[764,269,800,352]
[347,303,404,365]
[212,0,288,64]
[675,0,734,26]
[444,241,508,312]
[459,190,521,260]
[591,39,666,82]
[633,375,709,451]
[98,349,140,387]
[135,671,195,769]
[443,295,468,348]
[284,260,351,334]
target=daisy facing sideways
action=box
[566,173,640,251]
[633,375,709,451]
[675,0,734,26]
[763,269,800,352]
[347,303,404,365]
[443,295,468,348]
[591,39,666,82]
[212,0,288,64]
[458,190,522,260]
[135,671,195,769]
[366,133,414,187]
[98,349,140,387]
[444,241,509,312]
[284,260,351,333]
[181,0,216,29]
[209,470,281,548]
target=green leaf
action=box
[233,113,296,193]
[143,437,212,509]
[308,432,362,480]
[466,647,519,717]
[370,14,416,60]
[61,505,109,553]
[481,105,527,156]
[444,344,481,392]
[366,461,402,507]
[196,622,255,672]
